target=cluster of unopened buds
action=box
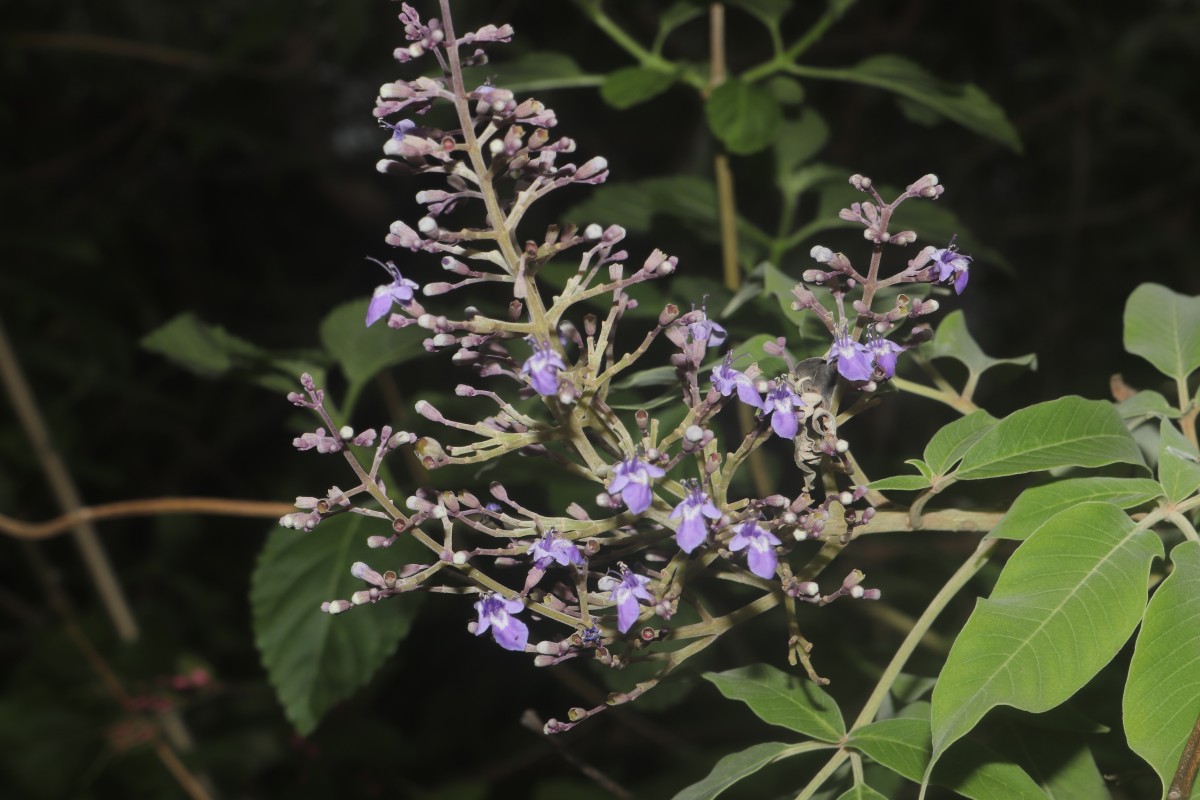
[279,2,970,724]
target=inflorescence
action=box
[281,1,971,732]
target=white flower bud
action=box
[339,425,354,440]
[452,550,469,565]
[417,216,438,235]
[584,223,603,240]
[810,245,834,263]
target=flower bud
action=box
[322,600,352,615]
[810,245,834,263]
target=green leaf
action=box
[600,66,677,109]
[990,718,1111,800]
[703,664,845,742]
[923,410,999,476]
[929,503,1163,767]
[926,311,1036,384]
[1124,540,1200,800]
[852,717,931,782]
[141,312,326,394]
[319,299,427,399]
[767,75,805,105]
[834,785,887,800]
[869,474,933,492]
[1123,283,1200,383]
[850,714,1049,799]
[988,477,1164,541]
[251,514,420,735]
[775,109,830,186]
[141,312,265,374]
[1158,419,1200,504]
[564,176,716,234]
[657,2,705,42]
[462,52,598,93]
[726,0,792,26]
[954,396,1145,480]
[1116,389,1181,422]
[705,78,783,155]
[670,742,806,800]
[810,55,1021,152]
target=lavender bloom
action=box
[604,566,653,633]
[521,340,567,396]
[729,520,782,579]
[608,456,666,515]
[473,593,529,652]
[761,383,802,439]
[867,335,905,379]
[366,258,420,326]
[827,328,873,382]
[529,530,584,571]
[930,241,971,295]
[689,317,728,348]
[711,353,762,408]
[669,485,722,553]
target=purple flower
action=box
[826,327,873,382]
[521,340,567,396]
[669,484,722,553]
[729,520,782,579]
[473,593,529,652]
[689,317,728,348]
[608,456,666,515]
[930,241,971,295]
[761,383,802,439]
[529,530,584,571]
[603,566,653,633]
[366,258,420,326]
[712,353,762,408]
[867,335,905,379]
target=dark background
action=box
[2,0,1197,797]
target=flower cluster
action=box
[279,2,961,733]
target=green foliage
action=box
[921,409,998,477]
[1123,540,1200,800]
[988,476,1164,540]
[141,312,327,394]
[705,78,784,155]
[703,664,845,742]
[802,55,1022,152]
[671,742,811,800]
[251,514,420,735]
[601,66,678,109]
[925,311,1036,387]
[1123,283,1200,383]
[954,396,1145,480]
[318,299,428,410]
[1156,418,1200,504]
[929,503,1163,768]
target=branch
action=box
[0,497,295,541]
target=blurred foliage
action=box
[1,0,1198,797]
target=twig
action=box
[0,497,295,541]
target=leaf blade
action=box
[955,396,1145,480]
[251,515,420,734]
[930,503,1162,765]
[987,477,1164,541]
[1123,283,1200,383]
[703,664,845,742]
[1123,540,1200,800]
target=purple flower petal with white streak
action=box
[605,567,653,633]
[826,328,873,382]
[669,485,722,553]
[521,341,567,396]
[608,456,666,515]
[712,354,762,408]
[867,336,905,379]
[473,593,529,651]
[762,383,802,439]
[529,530,584,571]
[729,520,783,579]
[365,259,420,326]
